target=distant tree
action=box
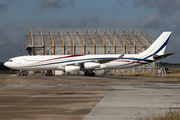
[157,62,180,68]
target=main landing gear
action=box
[84,70,95,76]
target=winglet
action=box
[117,54,124,59]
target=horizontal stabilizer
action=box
[153,53,175,60]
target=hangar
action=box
[25,28,155,75]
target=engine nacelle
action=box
[64,66,80,72]
[84,62,100,69]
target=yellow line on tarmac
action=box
[0,77,3,83]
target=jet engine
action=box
[84,62,100,69]
[64,66,80,72]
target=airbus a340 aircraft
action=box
[4,31,174,76]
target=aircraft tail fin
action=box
[139,31,172,59]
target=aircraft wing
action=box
[64,54,124,66]
[153,53,175,60]
[95,54,124,63]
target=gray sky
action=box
[0,0,180,63]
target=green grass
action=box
[131,103,180,120]
[0,71,12,74]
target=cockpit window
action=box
[8,60,13,62]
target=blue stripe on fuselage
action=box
[27,57,111,67]
[120,58,153,62]
[26,57,153,68]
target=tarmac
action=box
[83,85,180,120]
[0,74,180,120]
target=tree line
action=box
[158,62,180,68]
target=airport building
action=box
[25,28,155,75]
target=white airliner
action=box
[4,31,174,76]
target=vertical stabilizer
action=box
[140,31,172,59]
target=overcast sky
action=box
[0,0,180,63]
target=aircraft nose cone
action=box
[4,62,9,67]
[4,62,7,66]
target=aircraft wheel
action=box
[87,72,90,76]
[91,73,95,76]
[84,71,95,76]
